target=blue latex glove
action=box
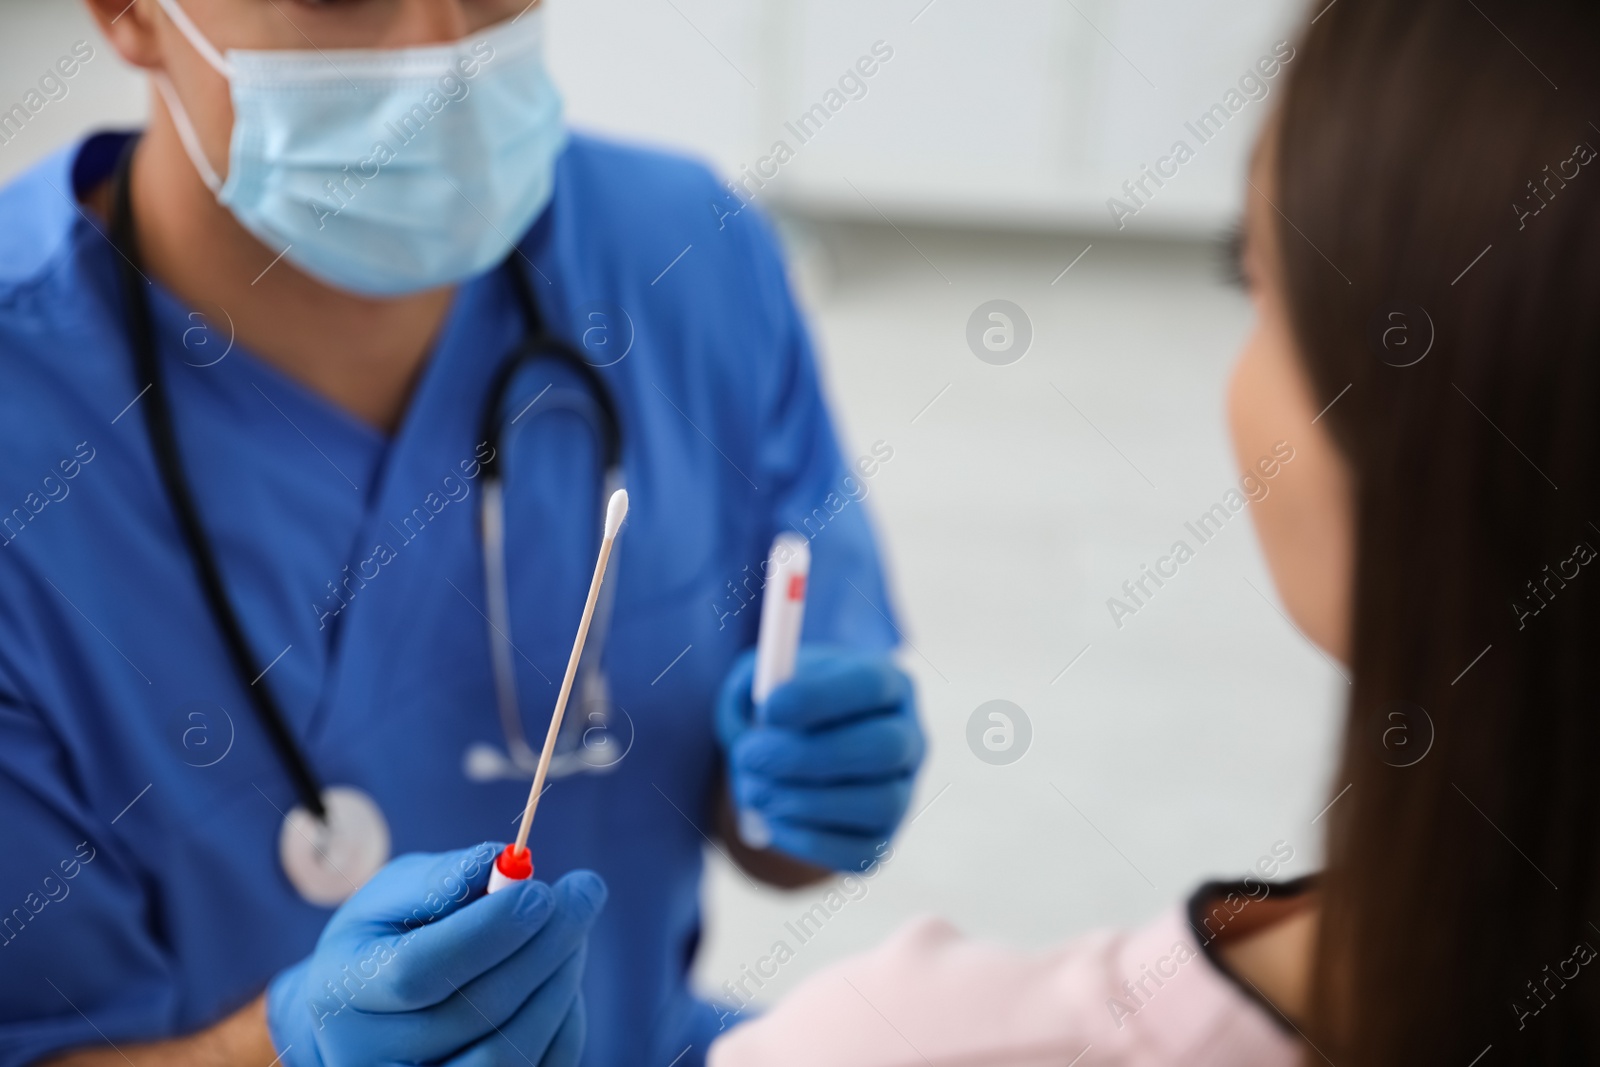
[716,646,923,871]
[267,843,606,1067]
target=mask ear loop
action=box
[153,0,233,74]
[150,0,234,195]
[152,75,223,194]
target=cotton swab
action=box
[488,489,630,894]
[738,533,811,848]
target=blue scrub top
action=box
[0,131,898,1067]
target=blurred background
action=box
[1,0,1344,1011]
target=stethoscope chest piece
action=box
[278,786,391,907]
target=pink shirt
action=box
[709,906,1300,1067]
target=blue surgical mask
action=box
[152,0,565,297]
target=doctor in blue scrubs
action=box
[0,1,923,1065]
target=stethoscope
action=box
[108,140,627,906]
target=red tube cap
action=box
[495,844,533,881]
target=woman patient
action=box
[712,0,1600,1063]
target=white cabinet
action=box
[548,0,1305,234]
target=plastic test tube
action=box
[739,533,811,848]
[487,844,533,894]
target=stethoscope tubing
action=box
[107,136,624,823]
[110,138,331,821]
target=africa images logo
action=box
[966,700,1032,766]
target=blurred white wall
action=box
[550,0,1302,232]
[2,0,1302,234]
[0,0,147,180]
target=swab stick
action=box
[489,489,629,893]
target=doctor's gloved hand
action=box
[717,646,923,872]
[266,843,606,1067]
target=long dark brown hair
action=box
[1274,0,1600,1061]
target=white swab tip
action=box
[604,489,630,539]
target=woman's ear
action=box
[80,0,166,69]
